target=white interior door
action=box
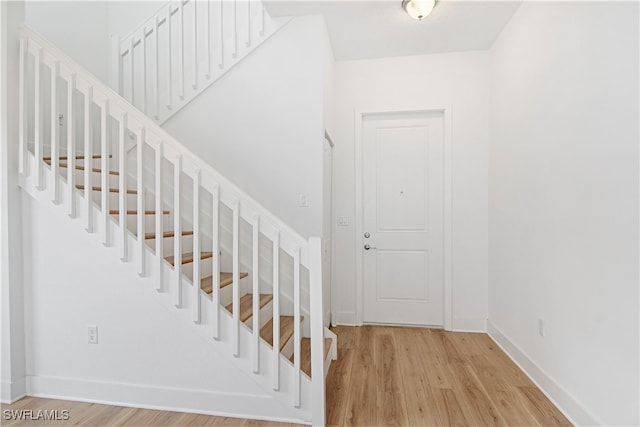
[362,112,444,326]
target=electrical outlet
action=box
[538,319,544,337]
[88,325,98,344]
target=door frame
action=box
[354,105,453,330]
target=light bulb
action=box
[402,0,436,21]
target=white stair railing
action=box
[114,0,288,125]
[19,25,325,426]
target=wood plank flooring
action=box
[1,326,572,426]
[0,397,298,427]
[325,325,572,427]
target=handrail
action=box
[21,25,312,265]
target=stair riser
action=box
[243,299,273,333]
[123,215,172,237]
[177,260,215,283]
[280,332,295,360]
[217,277,254,306]
[69,163,121,186]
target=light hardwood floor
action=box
[2,326,571,426]
[325,326,571,427]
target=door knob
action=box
[364,244,377,250]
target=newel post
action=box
[309,237,325,426]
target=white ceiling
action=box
[263,0,522,60]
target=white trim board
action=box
[353,105,453,330]
[487,321,602,427]
[26,375,309,425]
[0,378,27,404]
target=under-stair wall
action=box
[21,188,308,423]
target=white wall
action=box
[0,0,26,404]
[163,15,326,238]
[332,51,489,329]
[20,191,306,422]
[25,1,109,82]
[488,2,639,426]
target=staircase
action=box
[17,21,335,426]
[114,0,289,124]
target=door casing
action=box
[354,105,453,330]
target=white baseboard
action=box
[26,375,309,425]
[452,317,487,332]
[1,377,27,404]
[332,311,356,326]
[487,321,602,426]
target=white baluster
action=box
[205,0,211,79]
[154,17,160,120]
[137,128,145,276]
[67,73,76,217]
[178,0,185,100]
[218,0,224,69]
[232,199,240,356]
[155,142,164,290]
[252,215,260,373]
[51,61,60,204]
[118,50,124,96]
[84,86,93,232]
[174,155,183,307]
[34,47,43,190]
[259,3,265,37]
[18,36,26,175]
[112,36,122,97]
[232,0,237,58]
[246,0,251,47]
[119,113,128,261]
[193,169,201,324]
[129,38,135,106]
[272,232,280,390]
[101,99,110,246]
[212,184,221,339]
[293,246,301,408]
[192,0,198,90]
[166,4,173,109]
[141,28,148,115]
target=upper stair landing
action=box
[114,0,290,124]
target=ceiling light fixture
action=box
[402,0,437,21]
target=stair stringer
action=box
[20,152,314,424]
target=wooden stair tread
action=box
[260,316,296,352]
[165,251,213,266]
[76,184,137,194]
[201,272,248,294]
[44,154,111,161]
[225,294,273,323]
[44,160,119,175]
[145,230,194,239]
[291,338,331,377]
[109,209,170,215]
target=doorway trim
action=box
[354,105,453,330]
